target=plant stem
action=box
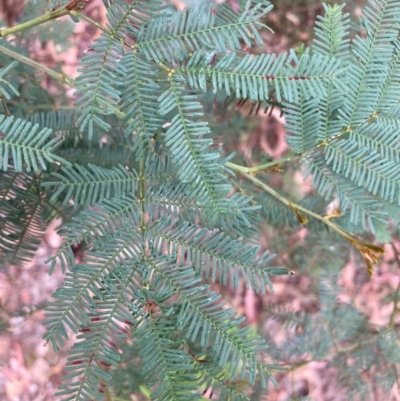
[0,44,75,86]
[139,157,146,231]
[26,105,76,112]
[240,171,348,235]
[0,5,71,38]
[0,2,128,121]
[0,44,126,119]
[104,386,113,401]
[231,168,384,276]
[70,11,134,49]
[69,10,112,36]
[226,154,297,174]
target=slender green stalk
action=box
[1,96,11,116]
[104,386,113,401]
[226,155,296,174]
[70,11,134,50]
[231,168,384,276]
[26,105,76,112]
[139,157,146,231]
[0,1,125,121]
[42,196,74,225]
[0,44,75,86]
[69,11,112,36]
[0,44,126,119]
[0,6,71,38]
[239,171,345,232]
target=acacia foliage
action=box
[0,0,399,400]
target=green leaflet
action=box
[0,61,19,100]
[137,1,272,63]
[182,49,345,103]
[0,115,71,172]
[41,163,139,205]
[74,0,161,138]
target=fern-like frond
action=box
[283,97,321,153]
[377,103,400,128]
[136,316,201,401]
[41,163,138,205]
[74,0,161,138]
[310,90,346,144]
[74,0,159,137]
[108,0,161,38]
[43,226,144,351]
[346,121,400,165]
[145,183,207,223]
[28,109,79,139]
[324,139,400,205]
[313,4,350,60]
[290,1,399,235]
[302,153,387,232]
[0,167,26,209]
[192,354,251,401]
[45,194,140,273]
[157,75,242,225]
[144,154,175,181]
[120,52,164,157]
[338,0,400,127]
[137,1,272,63]
[146,218,275,293]
[309,4,350,143]
[0,179,50,265]
[145,254,277,387]
[74,32,125,138]
[144,182,259,232]
[28,110,116,154]
[375,39,400,115]
[58,145,134,169]
[0,115,70,172]
[182,49,344,103]
[56,264,142,401]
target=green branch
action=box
[139,157,146,231]
[69,10,112,36]
[70,11,134,49]
[0,44,75,86]
[226,155,296,174]
[0,44,126,119]
[231,168,384,277]
[0,5,71,38]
